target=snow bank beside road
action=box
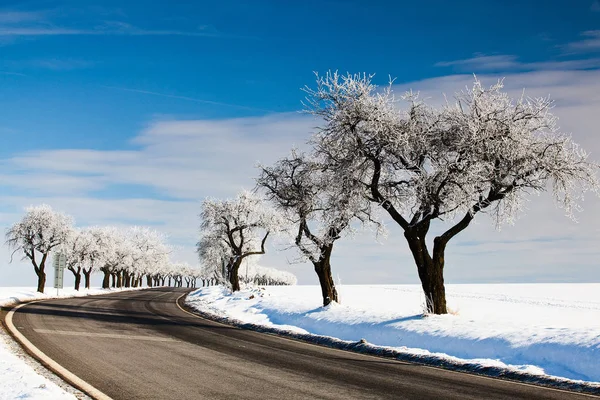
[186,284,600,385]
[0,287,141,400]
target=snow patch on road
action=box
[186,284,600,387]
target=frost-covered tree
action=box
[128,227,170,288]
[62,229,97,291]
[238,257,297,286]
[6,205,74,293]
[197,229,231,284]
[257,150,375,305]
[93,227,133,289]
[305,72,598,314]
[198,191,279,291]
[83,227,107,289]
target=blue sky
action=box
[2,0,600,286]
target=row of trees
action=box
[5,204,296,293]
[7,74,597,313]
[5,205,205,293]
[199,73,598,313]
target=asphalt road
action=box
[6,288,598,400]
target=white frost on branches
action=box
[5,204,74,292]
[304,72,598,230]
[6,204,74,262]
[257,149,381,264]
[197,191,282,287]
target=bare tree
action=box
[305,72,598,314]
[257,150,376,305]
[197,191,279,291]
[5,205,73,293]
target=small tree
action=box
[82,227,106,289]
[197,191,279,291]
[238,257,297,286]
[305,72,598,314]
[62,229,95,291]
[257,150,376,305]
[128,227,170,288]
[6,205,73,293]
[94,227,132,289]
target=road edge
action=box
[177,290,600,398]
[4,301,113,400]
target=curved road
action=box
[6,288,598,400]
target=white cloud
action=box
[563,31,600,53]
[2,70,600,287]
[6,113,315,200]
[103,86,273,112]
[436,53,600,72]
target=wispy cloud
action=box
[102,86,275,112]
[592,0,600,12]
[32,58,94,70]
[3,58,94,71]
[0,70,26,76]
[436,54,519,70]
[0,9,220,38]
[92,21,221,37]
[0,11,46,23]
[436,53,600,72]
[0,25,219,37]
[563,30,600,53]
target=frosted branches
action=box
[197,191,282,289]
[305,73,599,232]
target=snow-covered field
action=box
[186,283,600,387]
[0,287,140,400]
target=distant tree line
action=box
[4,205,216,293]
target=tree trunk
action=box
[68,266,82,291]
[116,272,123,288]
[74,272,81,291]
[102,268,110,289]
[313,244,338,306]
[229,258,242,292]
[146,275,153,287]
[32,253,48,293]
[404,231,447,314]
[36,270,46,293]
[124,271,131,288]
[83,268,92,289]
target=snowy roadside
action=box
[186,284,600,393]
[0,287,144,400]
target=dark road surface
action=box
[7,288,599,400]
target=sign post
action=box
[53,252,66,295]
